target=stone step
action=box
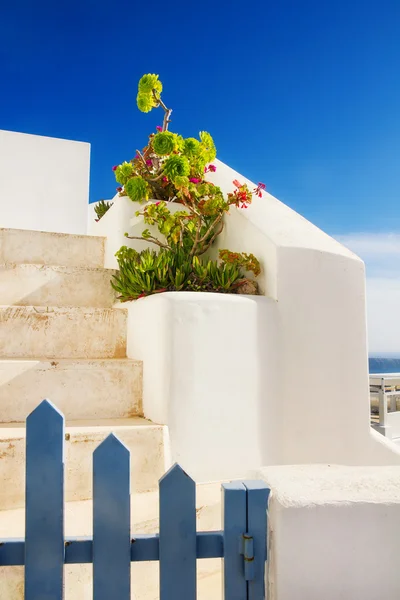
[0,263,117,308]
[0,359,142,422]
[0,418,168,510]
[0,306,127,359]
[0,228,105,268]
[0,483,223,599]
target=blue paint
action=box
[222,482,247,600]
[93,434,131,600]
[159,464,197,600]
[25,400,65,600]
[244,481,270,600]
[0,532,225,565]
[0,401,270,599]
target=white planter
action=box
[125,291,280,482]
[89,196,185,269]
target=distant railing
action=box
[0,400,270,600]
[370,375,400,440]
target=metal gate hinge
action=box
[239,533,255,581]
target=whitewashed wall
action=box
[0,130,90,235]
[91,158,400,480]
[258,465,400,600]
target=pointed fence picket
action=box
[0,400,270,600]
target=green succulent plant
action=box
[115,162,134,185]
[94,200,113,221]
[162,155,190,183]
[152,131,175,156]
[124,176,150,202]
[109,73,263,301]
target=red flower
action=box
[208,164,217,172]
[233,179,242,188]
[156,126,163,132]
[189,177,201,183]
[146,159,152,166]
[116,186,122,192]
[112,165,118,171]
[155,201,161,206]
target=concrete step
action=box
[0,306,127,359]
[0,358,142,422]
[0,483,223,599]
[0,228,105,268]
[0,418,168,510]
[0,263,117,308]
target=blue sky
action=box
[1,0,399,233]
[1,0,400,350]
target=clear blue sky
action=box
[1,0,399,235]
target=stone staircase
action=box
[0,227,222,599]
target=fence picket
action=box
[159,464,196,600]
[1,400,270,600]
[244,481,270,600]
[25,400,65,600]
[93,434,131,600]
[222,482,247,600]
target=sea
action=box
[369,355,400,374]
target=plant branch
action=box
[136,150,152,173]
[190,217,203,257]
[152,90,172,131]
[198,213,223,245]
[149,172,166,182]
[125,234,171,250]
[197,221,224,256]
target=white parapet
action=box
[92,158,400,480]
[126,292,280,481]
[0,130,90,235]
[258,465,400,600]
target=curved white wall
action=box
[208,160,400,467]
[0,130,90,235]
[89,158,400,480]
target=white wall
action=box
[91,158,400,481]
[126,292,281,481]
[0,130,90,235]
[207,159,400,467]
[258,465,400,600]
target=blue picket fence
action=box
[0,400,270,599]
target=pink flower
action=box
[208,164,217,172]
[258,182,266,190]
[155,201,161,206]
[162,176,168,183]
[146,159,152,166]
[116,186,122,192]
[112,165,118,171]
[233,179,242,188]
[189,177,201,183]
[156,126,163,132]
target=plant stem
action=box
[190,217,203,257]
[125,234,171,250]
[197,221,224,256]
[136,150,152,173]
[198,213,223,246]
[152,90,172,131]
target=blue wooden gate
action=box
[0,400,270,599]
